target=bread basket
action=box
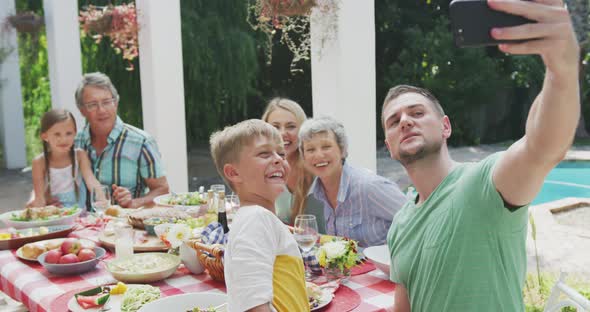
[188,240,225,282]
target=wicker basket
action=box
[189,240,225,282]
[7,12,43,33]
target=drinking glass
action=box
[114,222,134,260]
[294,215,319,279]
[91,185,111,217]
[225,194,240,224]
[210,184,226,194]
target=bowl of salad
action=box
[153,192,206,212]
[0,206,82,229]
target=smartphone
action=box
[449,0,534,47]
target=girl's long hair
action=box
[40,109,79,202]
[262,97,313,224]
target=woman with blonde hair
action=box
[262,97,325,233]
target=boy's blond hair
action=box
[209,119,283,188]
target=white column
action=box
[43,0,84,128]
[0,0,27,169]
[310,0,376,172]
[136,0,188,192]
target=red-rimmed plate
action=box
[0,225,74,250]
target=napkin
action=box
[301,248,323,274]
[200,222,228,245]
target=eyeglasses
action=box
[83,98,116,112]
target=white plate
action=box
[67,284,148,312]
[0,208,82,229]
[363,244,390,275]
[311,288,334,311]
[138,292,227,312]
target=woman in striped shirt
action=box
[299,116,406,247]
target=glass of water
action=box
[294,214,319,279]
[225,194,240,224]
[91,185,111,218]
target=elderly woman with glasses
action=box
[74,72,169,209]
[298,116,406,247]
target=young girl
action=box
[27,109,101,209]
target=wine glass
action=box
[91,185,111,218]
[225,194,240,224]
[294,215,319,279]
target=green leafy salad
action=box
[164,192,205,206]
[120,285,160,312]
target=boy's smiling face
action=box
[224,135,290,210]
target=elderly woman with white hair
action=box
[298,116,406,247]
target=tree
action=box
[565,0,589,138]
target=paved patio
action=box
[1,144,590,280]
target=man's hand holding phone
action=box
[486,0,579,77]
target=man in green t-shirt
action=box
[380,1,580,311]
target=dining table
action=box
[0,217,396,312]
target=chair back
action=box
[543,272,590,312]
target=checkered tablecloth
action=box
[0,248,394,312]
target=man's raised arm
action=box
[490,0,580,206]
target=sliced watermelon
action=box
[75,293,110,309]
[74,286,110,309]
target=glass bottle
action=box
[217,191,229,233]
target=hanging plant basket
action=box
[85,9,113,34]
[79,4,139,71]
[262,0,317,17]
[7,11,43,33]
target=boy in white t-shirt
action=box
[210,119,308,312]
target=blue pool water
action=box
[532,161,590,205]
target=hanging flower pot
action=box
[7,11,43,33]
[85,9,113,34]
[79,4,139,71]
[262,0,317,17]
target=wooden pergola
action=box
[0,0,377,192]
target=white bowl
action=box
[106,253,180,283]
[138,292,227,312]
[0,208,82,229]
[38,247,106,275]
[363,245,391,276]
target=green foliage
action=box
[375,1,548,145]
[180,1,260,142]
[19,32,51,163]
[79,0,142,128]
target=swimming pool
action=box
[533,161,590,205]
